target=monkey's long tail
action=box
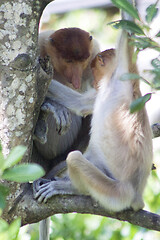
[39,217,50,240]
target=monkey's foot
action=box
[33,178,78,203]
[131,195,144,211]
[41,100,72,135]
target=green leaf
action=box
[0,143,4,171]
[0,219,8,233]
[130,93,151,113]
[0,232,9,240]
[146,4,158,23]
[120,73,140,81]
[109,20,144,35]
[2,163,45,183]
[8,218,21,240]
[0,219,9,240]
[3,146,27,170]
[132,48,139,63]
[131,36,156,49]
[0,194,6,210]
[111,0,140,20]
[156,30,160,37]
[0,153,5,172]
[0,142,2,152]
[0,184,9,209]
[151,58,160,70]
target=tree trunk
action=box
[0,0,52,223]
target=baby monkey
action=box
[34,30,153,212]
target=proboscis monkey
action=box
[34,30,153,212]
[33,28,99,240]
[33,28,100,174]
[43,48,116,118]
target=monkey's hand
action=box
[34,118,48,144]
[33,111,49,144]
[33,178,79,203]
[41,98,72,135]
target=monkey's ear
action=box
[49,37,54,45]
[97,54,105,66]
[89,36,92,41]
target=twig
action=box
[152,123,160,138]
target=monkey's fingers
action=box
[41,101,71,135]
[35,184,51,203]
[35,181,59,203]
[33,178,51,199]
[56,108,72,135]
[33,119,48,144]
[36,182,73,203]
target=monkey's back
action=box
[89,76,153,183]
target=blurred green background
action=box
[19,6,160,240]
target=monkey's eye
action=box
[98,55,105,66]
[89,36,93,41]
[66,59,73,63]
[49,38,54,45]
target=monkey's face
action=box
[91,49,116,89]
[47,28,93,89]
[91,54,106,89]
[52,54,91,89]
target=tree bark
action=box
[0,0,53,223]
[10,186,160,232]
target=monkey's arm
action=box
[46,80,96,117]
[34,98,72,144]
[34,80,95,142]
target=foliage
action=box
[109,0,160,113]
[0,218,21,240]
[0,143,45,240]
[0,143,45,210]
[22,210,160,240]
[130,93,152,113]
[111,0,140,20]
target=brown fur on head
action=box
[45,28,93,89]
[49,28,92,61]
[91,49,116,90]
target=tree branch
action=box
[13,186,160,232]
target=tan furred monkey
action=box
[34,30,153,212]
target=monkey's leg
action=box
[34,150,135,211]
[130,173,147,211]
[66,151,135,212]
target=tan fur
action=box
[91,49,116,90]
[66,32,153,212]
